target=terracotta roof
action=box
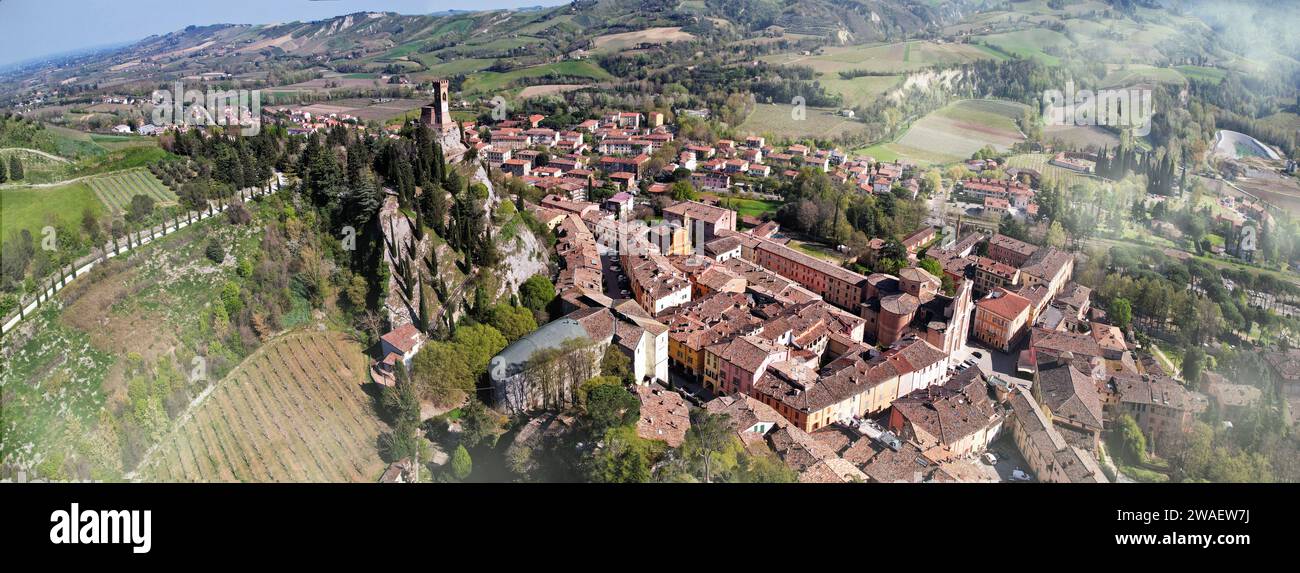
[1114,374,1208,414]
[663,200,732,224]
[635,385,691,447]
[381,323,424,354]
[707,334,785,374]
[989,233,1039,258]
[755,239,869,286]
[1036,357,1104,429]
[1020,247,1073,282]
[975,289,1031,320]
[891,368,1001,449]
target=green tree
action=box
[0,156,7,183]
[1182,347,1206,388]
[450,444,473,480]
[8,155,23,181]
[412,324,507,407]
[519,274,556,312]
[204,239,225,263]
[126,194,156,224]
[1110,298,1133,331]
[588,426,656,483]
[918,257,943,278]
[1046,220,1068,249]
[670,180,699,202]
[584,383,640,434]
[379,367,421,463]
[736,451,798,483]
[459,398,505,449]
[487,303,538,342]
[682,410,743,483]
[1114,414,1147,465]
[600,345,634,384]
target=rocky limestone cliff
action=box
[379,129,550,329]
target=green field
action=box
[856,99,1027,165]
[460,61,613,94]
[0,181,104,246]
[706,194,781,219]
[738,103,866,142]
[88,168,179,215]
[1100,64,1188,88]
[821,74,903,110]
[1176,65,1227,84]
[973,29,1071,65]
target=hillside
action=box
[0,0,985,103]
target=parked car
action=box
[1011,469,1032,481]
[972,351,983,359]
[982,452,998,465]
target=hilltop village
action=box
[363,96,1220,484]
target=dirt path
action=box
[1150,344,1179,379]
[0,167,133,189]
[0,147,71,162]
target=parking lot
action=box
[950,340,1024,382]
[599,253,631,301]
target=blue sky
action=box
[0,0,562,67]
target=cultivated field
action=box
[762,41,995,75]
[973,29,1071,65]
[88,168,178,214]
[860,99,1027,165]
[136,331,385,482]
[593,27,695,53]
[1043,124,1120,150]
[821,74,903,110]
[1100,64,1188,88]
[518,84,586,99]
[738,103,866,141]
[1005,153,1100,188]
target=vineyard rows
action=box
[89,168,179,214]
[138,331,386,482]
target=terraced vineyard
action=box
[1005,153,1100,188]
[88,168,178,214]
[136,331,386,482]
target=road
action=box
[2,174,285,335]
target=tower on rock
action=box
[421,79,454,132]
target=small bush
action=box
[204,239,225,263]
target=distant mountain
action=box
[0,1,982,98]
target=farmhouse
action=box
[371,323,427,387]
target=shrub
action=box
[204,239,225,263]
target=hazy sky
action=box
[0,0,562,67]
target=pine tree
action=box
[417,276,431,333]
[0,156,7,183]
[8,155,23,181]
